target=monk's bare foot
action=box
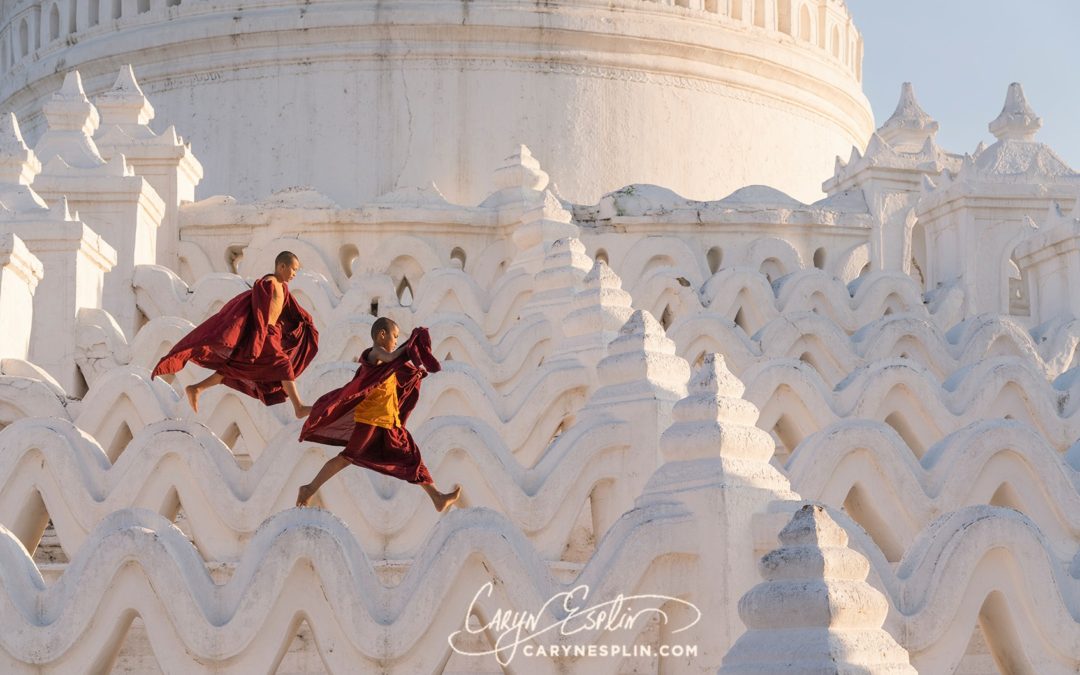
[296,484,316,507]
[185,385,200,413]
[433,484,463,513]
[294,404,312,419]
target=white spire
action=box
[877,82,939,153]
[989,82,1042,142]
[0,113,41,186]
[95,65,155,128]
[721,504,917,673]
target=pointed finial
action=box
[862,132,891,161]
[655,352,776,465]
[722,504,917,673]
[918,135,937,159]
[777,503,849,547]
[112,64,145,96]
[493,143,549,192]
[877,82,939,152]
[50,195,75,221]
[95,65,155,127]
[583,256,622,287]
[585,308,689,408]
[688,353,745,399]
[0,113,29,155]
[989,83,1042,142]
[58,71,87,98]
[0,113,41,185]
[40,69,101,140]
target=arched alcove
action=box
[1007,258,1029,317]
[753,0,765,27]
[759,257,785,284]
[798,4,813,42]
[49,4,60,40]
[339,244,359,278]
[225,245,244,274]
[450,246,467,270]
[397,277,414,307]
[706,246,723,274]
[777,2,792,34]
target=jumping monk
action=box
[151,250,320,418]
[296,317,462,512]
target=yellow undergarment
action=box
[353,373,402,429]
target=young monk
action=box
[152,250,319,418]
[296,318,462,512]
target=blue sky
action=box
[847,1,1079,168]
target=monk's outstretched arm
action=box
[368,343,409,365]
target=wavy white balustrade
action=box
[0,376,69,425]
[134,247,973,357]
[79,308,556,403]
[785,419,1080,560]
[743,355,1080,456]
[649,268,964,338]
[0,502,699,674]
[61,352,592,468]
[672,311,1080,388]
[0,393,645,560]
[103,275,1080,459]
[133,261,537,344]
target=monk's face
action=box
[375,323,400,351]
[276,258,300,282]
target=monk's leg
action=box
[186,372,224,413]
[296,455,351,507]
[421,482,463,513]
[281,380,311,418]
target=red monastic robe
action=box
[151,275,319,405]
[300,327,441,484]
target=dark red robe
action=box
[151,275,319,406]
[300,327,440,484]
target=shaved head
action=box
[275,250,299,268]
[371,317,398,339]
